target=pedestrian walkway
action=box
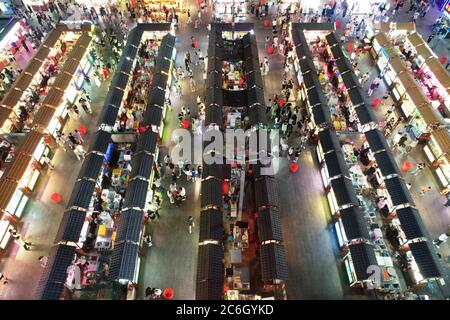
[136,2,210,299]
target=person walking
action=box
[68,132,79,146]
[8,228,32,250]
[42,155,54,170]
[55,132,67,151]
[187,216,195,234]
[73,144,87,160]
[444,193,450,207]
[189,75,196,92]
[0,272,8,284]
[397,134,408,149]
[367,81,376,96]
[73,130,84,145]
[420,186,432,196]
[187,9,192,24]
[412,162,427,176]
[38,256,48,268]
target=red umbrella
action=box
[289,162,299,173]
[163,288,174,299]
[51,193,62,203]
[402,161,412,172]
[346,43,354,53]
[372,98,381,108]
[79,124,87,135]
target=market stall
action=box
[371,32,443,139]
[0,28,80,136]
[213,0,247,23]
[406,241,444,284]
[0,17,34,73]
[423,128,450,189]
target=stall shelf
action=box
[1,153,31,182]
[35,244,76,300]
[206,88,224,108]
[325,33,339,47]
[346,242,378,283]
[324,150,350,178]
[108,242,139,281]
[257,207,283,242]
[54,209,88,243]
[384,176,415,207]
[255,176,279,208]
[260,243,289,282]
[130,152,154,180]
[311,104,331,126]
[0,179,18,213]
[364,129,390,153]
[374,151,402,177]
[66,179,96,209]
[330,176,359,208]
[98,104,120,127]
[339,206,370,242]
[347,87,365,107]
[18,130,43,156]
[197,243,224,282]
[395,207,429,241]
[199,208,224,242]
[143,105,163,127]
[354,105,377,126]
[196,280,224,300]
[89,130,112,155]
[409,241,444,279]
[135,129,158,156]
[318,128,341,153]
[115,209,144,244]
[201,178,223,209]
[77,153,105,180]
[122,179,149,210]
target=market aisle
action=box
[246,15,347,299]
[0,78,112,300]
[136,5,210,299]
[276,153,346,299]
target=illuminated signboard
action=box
[443,0,450,17]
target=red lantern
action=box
[163,288,174,300]
[182,119,190,129]
[51,193,62,203]
[222,181,229,194]
[79,124,87,135]
[346,43,354,53]
[372,98,381,108]
[289,162,299,173]
[402,161,412,172]
[264,19,269,28]
[440,56,448,64]
[336,20,342,29]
